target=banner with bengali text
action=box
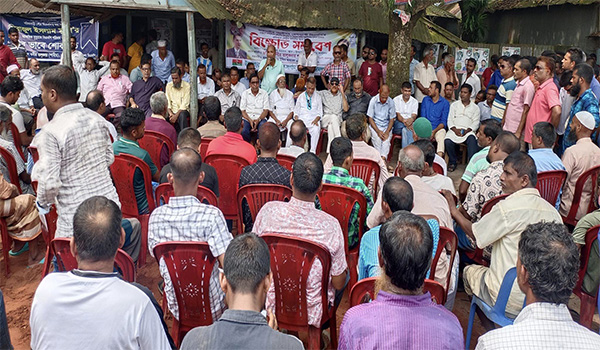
[225,21,357,75]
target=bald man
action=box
[367,85,396,159]
[280,119,307,158]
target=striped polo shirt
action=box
[491,76,517,121]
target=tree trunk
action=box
[387,12,413,96]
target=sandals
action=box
[9,242,29,256]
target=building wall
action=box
[485,4,599,52]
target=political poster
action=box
[502,46,521,57]
[0,15,99,62]
[455,47,490,74]
[225,21,357,75]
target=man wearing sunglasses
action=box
[321,45,351,92]
[358,46,383,97]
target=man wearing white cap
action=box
[7,65,35,119]
[319,76,348,153]
[151,40,175,83]
[269,74,294,134]
[560,110,600,221]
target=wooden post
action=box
[186,12,198,128]
[218,20,225,71]
[126,13,132,48]
[61,4,72,67]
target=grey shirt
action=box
[344,91,372,120]
[180,309,304,350]
[320,90,344,117]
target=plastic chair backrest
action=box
[430,227,458,292]
[563,165,600,226]
[536,170,567,206]
[574,225,600,296]
[40,205,58,244]
[152,242,217,330]
[138,130,175,171]
[114,249,136,282]
[276,154,295,172]
[199,138,213,160]
[51,238,78,272]
[490,267,518,316]
[433,162,444,175]
[262,233,332,328]
[9,123,25,161]
[424,279,447,305]
[110,153,156,217]
[236,184,292,233]
[0,217,11,275]
[349,277,376,307]
[155,183,218,207]
[350,158,380,195]
[481,193,510,217]
[28,146,39,163]
[204,154,250,219]
[0,146,22,194]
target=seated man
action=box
[278,119,307,158]
[97,60,132,128]
[84,90,118,142]
[77,57,110,103]
[198,96,226,138]
[214,73,241,117]
[413,139,456,195]
[196,64,215,104]
[159,128,219,196]
[0,76,33,146]
[268,74,294,133]
[129,53,151,83]
[421,81,450,157]
[165,67,191,132]
[30,196,172,349]
[240,73,269,142]
[180,233,303,350]
[113,108,160,214]
[392,81,419,148]
[444,84,481,172]
[323,137,374,248]
[293,77,323,153]
[529,121,565,208]
[129,61,164,118]
[457,152,561,326]
[145,91,177,167]
[340,211,463,349]
[206,106,257,165]
[0,105,34,195]
[560,111,600,221]
[149,148,233,323]
[253,153,348,330]
[458,119,502,201]
[320,77,348,153]
[476,222,600,349]
[366,84,396,159]
[238,123,291,232]
[101,53,129,78]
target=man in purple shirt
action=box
[145,91,177,167]
[129,61,163,118]
[338,211,464,350]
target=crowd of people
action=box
[0,26,599,349]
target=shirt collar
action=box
[289,196,316,209]
[528,147,553,154]
[53,102,85,120]
[376,290,435,307]
[576,137,593,145]
[225,132,244,140]
[219,309,268,326]
[539,79,555,90]
[329,166,350,177]
[576,88,594,101]
[257,157,278,163]
[507,187,541,198]
[502,76,515,83]
[168,195,201,207]
[514,302,573,325]
[119,137,140,147]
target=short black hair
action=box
[495,131,520,155]
[382,177,414,212]
[170,148,203,185]
[430,81,441,93]
[120,107,146,134]
[170,67,182,76]
[499,55,515,68]
[466,57,477,66]
[566,47,585,65]
[292,152,323,195]
[379,211,432,291]
[73,196,122,262]
[412,139,435,167]
[224,106,243,132]
[140,53,152,66]
[330,137,352,167]
[518,221,579,304]
[345,114,367,141]
[504,151,537,187]
[524,56,538,68]
[200,42,209,49]
[574,63,594,84]
[487,84,498,92]
[401,81,412,90]
[249,73,259,83]
[533,121,556,148]
[559,70,573,88]
[85,90,104,113]
[460,83,473,94]
[289,120,306,143]
[41,65,78,99]
[224,233,271,294]
[203,96,221,121]
[444,82,454,89]
[229,66,239,74]
[480,119,502,141]
[258,122,280,152]
[0,76,24,97]
[177,127,202,149]
[517,58,532,75]
[7,28,18,35]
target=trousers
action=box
[321,114,342,153]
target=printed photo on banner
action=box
[455,47,489,74]
[502,46,521,57]
[225,20,357,75]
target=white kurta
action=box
[269,89,295,121]
[445,100,480,144]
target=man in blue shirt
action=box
[529,122,565,209]
[367,84,396,159]
[150,40,175,83]
[421,81,450,157]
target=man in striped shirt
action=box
[490,56,517,123]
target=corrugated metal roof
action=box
[0,0,58,14]
[488,0,600,11]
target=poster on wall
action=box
[432,44,448,68]
[455,47,489,74]
[0,15,98,62]
[150,18,173,49]
[225,21,357,75]
[502,46,521,56]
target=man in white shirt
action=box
[320,77,348,153]
[30,196,173,350]
[269,75,294,131]
[197,64,215,103]
[414,139,456,195]
[20,58,43,109]
[0,76,32,146]
[229,66,246,95]
[392,81,419,148]
[461,58,482,100]
[61,36,86,72]
[214,73,241,117]
[240,74,269,142]
[294,77,323,153]
[444,84,481,172]
[413,45,437,103]
[77,57,110,103]
[297,38,317,76]
[279,119,307,157]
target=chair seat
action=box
[472,296,515,327]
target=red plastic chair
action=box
[0,145,22,194]
[110,154,157,266]
[28,146,39,163]
[199,138,213,160]
[262,233,337,350]
[40,205,58,278]
[204,154,250,221]
[138,130,175,171]
[430,227,458,294]
[9,122,26,162]
[276,153,295,172]
[349,277,446,307]
[573,224,600,328]
[113,248,136,282]
[236,184,292,234]
[536,170,567,206]
[466,193,510,267]
[155,183,218,207]
[350,158,381,199]
[387,134,402,162]
[0,218,10,276]
[317,183,367,290]
[562,165,600,227]
[314,128,328,155]
[433,162,444,175]
[153,242,217,347]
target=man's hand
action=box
[404,118,413,128]
[441,189,458,213]
[382,131,390,140]
[251,119,258,131]
[267,309,278,330]
[311,117,320,126]
[131,102,139,109]
[453,128,462,137]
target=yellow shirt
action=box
[166,81,191,112]
[127,42,143,74]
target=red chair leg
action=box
[40,246,53,278]
[347,251,359,290]
[308,326,321,350]
[138,214,149,266]
[172,318,181,348]
[1,225,11,276]
[580,292,596,328]
[329,314,338,349]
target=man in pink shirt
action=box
[97,60,132,128]
[523,56,561,145]
[206,106,257,164]
[505,58,536,137]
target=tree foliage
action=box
[459,0,489,43]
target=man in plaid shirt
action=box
[321,45,351,91]
[322,137,373,248]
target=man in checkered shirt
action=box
[149,148,232,321]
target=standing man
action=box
[297,39,317,76]
[562,47,600,102]
[461,58,481,100]
[505,59,535,138]
[129,61,164,118]
[421,81,450,157]
[409,45,419,95]
[7,28,27,69]
[320,77,348,153]
[257,45,284,94]
[393,81,419,148]
[444,84,481,172]
[165,67,191,132]
[367,85,396,159]
[101,32,127,68]
[436,54,459,94]
[77,57,110,103]
[490,56,516,122]
[0,30,18,83]
[61,36,86,72]
[414,46,437,104]
[127,34,146,74]
[293,77,322,153]
[214,73,241,116]
[145,30,158,54]
[151,40,176,84]
[340,44,355,81]
[97,60,133,128]
[197,43,213,76]
[321,45,351,92]
[20,58,43,109]
[359,46,383,97]
[240,74,270,142]
[354,45,369,78]
[240,62,255,89]
[380,48,388,83]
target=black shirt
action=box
[159,162,220,197]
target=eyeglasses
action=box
[362,51,368,54]
[534,65,546,71]
[333,51,341,55]
[499,65,506,69]
[369,52,376,55]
